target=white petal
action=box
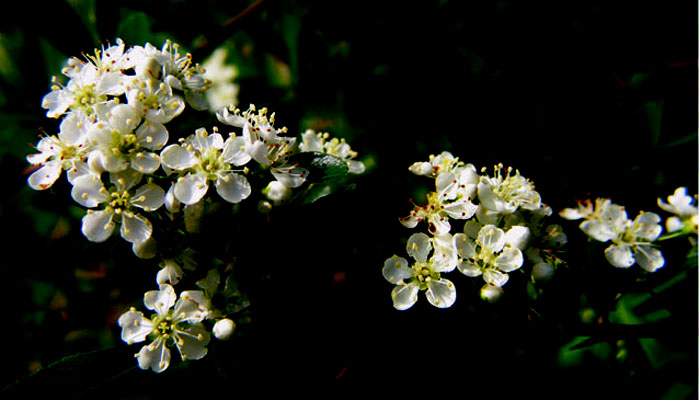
[457,261,482,277]
[382,256,413,284]
[270,165,308,188]
[110,169,142,191]
[494,247,524,272]
[406,232,432,263]
[28,161,62,191]
[391,282,420,311]
[118,309,154,344]
[215,172,251,203]
[442,198,478,220]
[174,325,210,361]
[136,120,169,150]
[157,260,183,287]
[425,278,456,308]
[121,212,153,244]
[81,211,115,242]
[161,144,197,171]
[630,212,663,241]
[455,233,477,260]
[164,184,181,213]
[247,140,272,166]
[41,89,71,118]
[222,136,252,166]
[504,225,531,250]
[131,183,166,211]
[483,269,509,287]
[174,173,209,205]
[137,338,171,373]
[604,244,635,268]
[580,220,618,243]
[66,160,97,184]
[633,245,665,272]
[133,236,158,259]
[477,224,506,252]
[144,284,176,315]
[130,152,161,174]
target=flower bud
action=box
[263,180,291,204]
[213,318,236,340]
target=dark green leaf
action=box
[287,151,351,205]
[2,347,136,397]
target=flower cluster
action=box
[27,39,364,373]
[384,152,566,309]
[560,187,698,271]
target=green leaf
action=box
[642,99,664,148]
[287,152,351,205]
[2,347,136,396]
[116,10,156,46]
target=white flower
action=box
[408,151,460,178]
[382,232,457,310]
[160,127,251,205]
[216,105,309,187]
[41,56,124,120]
[86,104,165,173]
[400,188,478,236]
[202,48,239,111]
[657,187,698,234]
[129,40,210,110]
[117,285,211,373]
[604,211,665,272]
[455,224,524,288]
[563,198,665,272]
[71,169,165,244]
[300,130,365,174]
[27,112,93,190]
[124,76,185,125]
[478,164,541,214]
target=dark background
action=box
[0,0,696,398]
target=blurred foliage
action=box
[0,0,696,398]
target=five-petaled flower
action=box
[382,232,457,310]
[118,284,211,373]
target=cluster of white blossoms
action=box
[384,152,566,309]
[560,187,698,272]
[27,39,364,373]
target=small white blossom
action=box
[478,164,541,214]
[129,40,210,110]
[202,48,239,111]
[71,169,164,245]
[216,105,309,187]
[117,285,211,373]
[604,211,665,272]
[160,127,251,205]
[41,56,124,120]
[382,232,457,310]
[455,224,524,288]
[400,189,477,236]
[27,112,93,190]
[561,198,665,272]
[657,187,698,234]
[86,104,165,174]
[124,76,185,125]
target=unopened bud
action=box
[213,318,236,340]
